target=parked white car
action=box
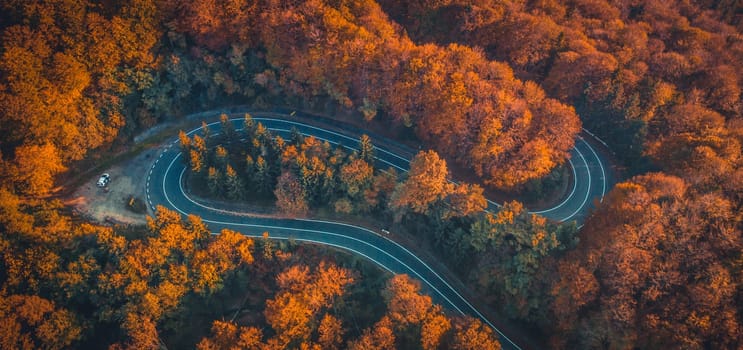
[97,173,110,187]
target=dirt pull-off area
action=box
[66,147,161,225]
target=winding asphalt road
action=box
[144,112,612,349]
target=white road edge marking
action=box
[186,116,601,219]
[144,113,613,350]
[580,137,607,201]
[557,140,592,222]
[161,149,523,350]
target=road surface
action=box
[145,112,612,349]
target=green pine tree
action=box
[224,164,244,200]
[207,167,221,196]
[359,134,375,164]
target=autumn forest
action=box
[0,0,741,349]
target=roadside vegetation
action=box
[0,199,501,349]
[380,1,743,348]
[181,114,579,332]
[0,0,740,349]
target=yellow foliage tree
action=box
[11,143,66,196]
[391,150,452,216]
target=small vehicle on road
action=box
[97,173,110,188]
[381,228,390,235]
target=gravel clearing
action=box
[66,147,161,225]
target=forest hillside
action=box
[0,0,740,349]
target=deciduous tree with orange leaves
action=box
[451,317,501,350]
[0,0,157,195]
[274,171,308,216]
[547,173,741,349]
[258,0,580,190]
[391,150,452,217]
[264,262,353,347]
[0,294,81,350]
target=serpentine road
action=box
[145,111,611,350]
